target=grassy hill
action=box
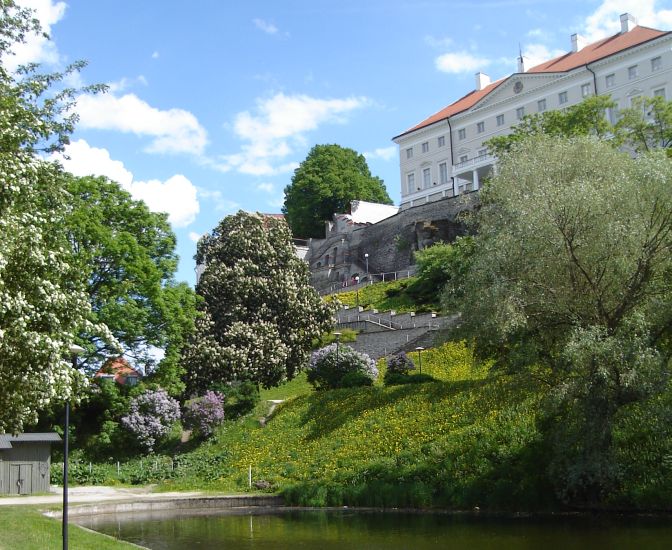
[157,342,556,510]
[327,277,439,313]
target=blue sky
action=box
[13,0,672,285]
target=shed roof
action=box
[0,433,61,450]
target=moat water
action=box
[76,508,672,549]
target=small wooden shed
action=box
[0,433,61,495]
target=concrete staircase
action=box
[334,306,458,359]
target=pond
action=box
[76,508,672,550]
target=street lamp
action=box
[415,346,425,374]
[364,253,369,277]
[334,332,342,365]
[354,276,360,309]
[63,344,84,550]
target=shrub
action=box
[183,391,225,437]
[386,352,415,375]
[121,389,181,452]
[341,371,374,388]
[307,344,378,390]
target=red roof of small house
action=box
[94,357,142,384]
[395,26,670,139]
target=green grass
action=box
[0,506,137,549]
[154,341,554,510]
[328,278,438,313]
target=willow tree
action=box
[448,135,672,503]
[183,211,335,393]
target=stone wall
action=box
[308,192,478,290]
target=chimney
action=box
[475,72,491,91]
[571,33,587,52]
[620,13,637,33]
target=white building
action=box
[393,14,672,210]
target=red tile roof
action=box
[95,356,142,384]
[396,26,670,139]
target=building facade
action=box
[393,14,672,209]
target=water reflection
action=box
[76,508,672,550]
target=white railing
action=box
[453,153,494,172]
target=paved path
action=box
[0,485,204,506]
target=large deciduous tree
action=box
[0,1,111,432]
[64,174,197,389]
[183,211,335,393]
[448,135,672,503]
[282,144,392,238]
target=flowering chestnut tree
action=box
[183,211,335,392]
[121,389,181,452]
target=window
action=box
[581,83,591,97]
[478,148,487,157]
[558,91,568,104]
[516,107,525,120]
[406,147,413,159]
[421,141,429,153]
[459,154,468,163]
[606,73,615,88]
[496,114,505,126]
[654,88,666,99]
[537,99,547,112]
[606,106,618,125]
[652,56,662,72]
[438,135,445,147]
[628,65,638,80]
[630,95,641,107]
[458,128,466,140]
[476,121,485,133]
[407,173,415,194]
[423,167,431,188]
[439,162,448,185]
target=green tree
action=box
[449,135,672,503]
[283,144,392,238]
[0,1,111,432]
[616,95,672,153]
[487,95,617,156]
[183,211,335,393]
[64,175,197,389]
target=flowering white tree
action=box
[0,1,111,432]
[183,211,335,392]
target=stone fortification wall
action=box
[308,193,478,290]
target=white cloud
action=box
[218,93,368,176]
[364,146,397,161]
[55,139,200,228]
[151,51,160,59]
[253,18,278,34]
[424,35,453,49]
[7,0,66,71]
[521,43,565,70]
[108,75,148,93]
[130,175,199,227]
[56,139,133,186]
[256,182,275,193]
[76,92,208,156]
[527,28,546,38]
[268,196,285,208]
[582,0,672,42]
[435,51,491,73]
[188,232,201,243]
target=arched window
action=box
[325,254,330,265]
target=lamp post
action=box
[415,346,424,374]
[364,253,369,277]
[334,332,342,365]
[63,344,84,550]
[354,276,360,309]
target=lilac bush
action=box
[183,391,225,437]
[121,389,181,452]
[387,352,415,375]
[307,344,378,390]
